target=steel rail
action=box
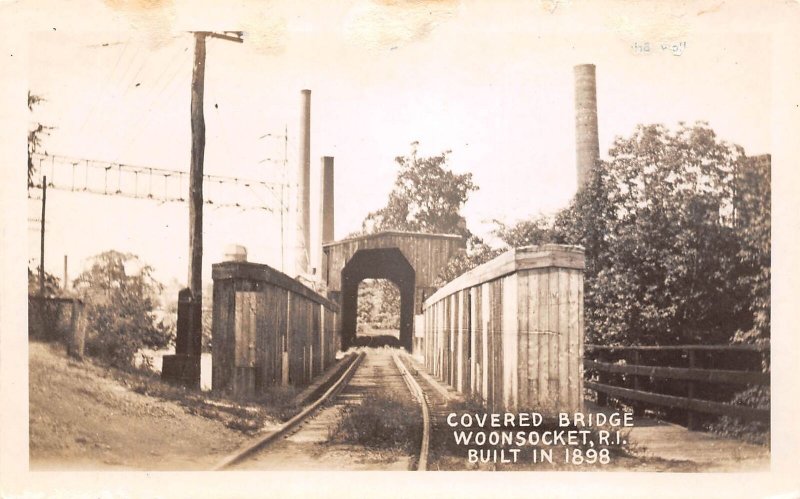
[392,352,431,471]
[212,351,365,470]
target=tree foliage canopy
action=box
[361,142,477,238]
[27,91,52,188]
[73,250,174,367]
[496,122,770,347]
[357,142,479,327]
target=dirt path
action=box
[233,348,419,470]
[624,414,770,471]
[404,355,769,472]
[29,342,248,470]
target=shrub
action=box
[708,386,770,446]
[328,392,421,452]
[74,251,174,369]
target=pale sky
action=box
[21,0,773,287]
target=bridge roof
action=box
[322,230,463,249]
[322,230,465,292]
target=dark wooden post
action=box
[632,349,645,417]
[596,348,608,406]
[687,349,699,431]
[188,32,206,311]
[162,289,202,389]
[39,176,46,296]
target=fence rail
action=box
[584,344,769,429]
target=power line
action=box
[113,43,190,162]
[29,153,286,212]
[76,39,131,135]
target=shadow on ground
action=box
[351,335,401,348]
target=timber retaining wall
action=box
[422,244,585,413]
[212,261,340,397]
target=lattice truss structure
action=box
[28,152,288,213]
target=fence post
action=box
[597,349,608,406]
[686,349,699,431]
[632,349,644,417]
[67,299,86,359]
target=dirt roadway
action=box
[29,342,248,471]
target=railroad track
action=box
[212,350,366,470]
[215,348,437,471]
[394,352,456,471]
[391,351,431,470]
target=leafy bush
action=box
[73,251,174,369]
[27,267,77,343]
[495,123,770,347]
[708,386,770,445]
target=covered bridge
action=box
[322,231,464,351]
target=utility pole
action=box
[282,124,287,272]
[39,175,46,296]
[188,32,206,304]
[187,30,243,304]
[164,30,243,389]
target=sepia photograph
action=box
[2,0,799,497]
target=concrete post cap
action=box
[224,244,248,262]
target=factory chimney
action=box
[574,64,600,189]
[320,156,334,244]
[296,89,311,276]
[320,156,334,282]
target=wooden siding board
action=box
[537,270,549,407]
[489,281,500,411]
[449,294,457,387]
[457,291,464,392]
[548,270,559,406]
[558,269,570,408]
[502,275,518,410]
[469,287,477,395]
[516,272,528,410]
[567,271,581,411]
[527,271,539,408]
[212,279,233,391]
[481,283,489,402]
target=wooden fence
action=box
[422,244,585,413]
[584,344,769,429]
[212,261,340,397]
[28,295,86,358]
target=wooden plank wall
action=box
[212,261,339,396]
[421,245,585,413]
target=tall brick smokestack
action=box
[296,89,311,276]
[320,156,334,244]
[574,64,599,189]
[320,156,334,282]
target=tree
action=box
[434,235,503,287]
[27,92,52,187]
[357,142,480,325]
[357,279,401,331]
[27,265,62,297]
[496,122,769,347]
[361,141,477,238]
[731,155,770,346]
[73,251,174,368]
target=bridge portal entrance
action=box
[341,248,414,350]
[323,231,466,353]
